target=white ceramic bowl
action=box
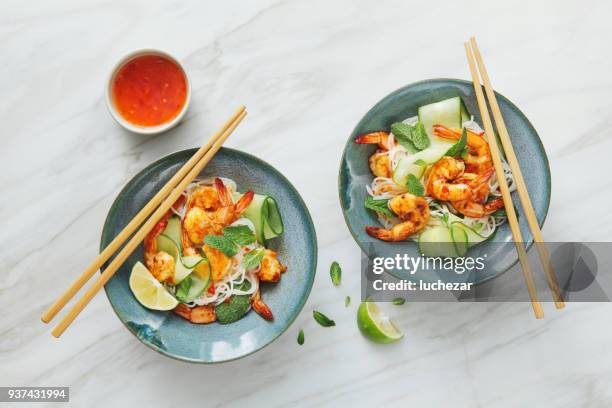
[105,49,191,135]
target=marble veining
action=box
[1,0,612,406]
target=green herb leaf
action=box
[413,159,427,166]
[214,280,252,324]
[313,310,336,327]
[411,122,430,150]
[204,234,238,257]
[297,329,304,345]
[330,261,341,286]
[391,122,417,151]
[405,174,425,196]
[243,248,265,270]
[364,196,393,218]
[175,275,192,301]
[392,297,405,305]
[223,225,256,246]
[445,127,468,157]
[345,296,351,307]
[391,122,430,151]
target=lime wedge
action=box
[129,262,178,311]
[356,302,403,344]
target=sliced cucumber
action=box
[234,192,284,243]
[155,234,200,284]
[418,96,470,137]
[450,221,489,247]
[450,223,468,256]
[460,101,470,124]
[176,274,209,303]
[392,158,426,186]
[156,234,179,259]
[162,216,182,250]
[418,225,459,258]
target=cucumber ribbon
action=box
[234,192,284,243]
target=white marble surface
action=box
[1,0,612,406]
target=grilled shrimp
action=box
[187,185,221,211]
[182,178,254,249]
[426,156,473,202]
[433,125,492,174]
[355,132,393,178]
[257,249,287,282]
[251,288,273,321]
[201,245,231,282]
[365,193,430,241]
[451,168,504,218]
[143,196,186,283]
[173,303,216,324]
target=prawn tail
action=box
[214,177,233,206]
[485,198,505,214]
[234,190,255,215]
[252,289,273,321]
[365,226,395,242]
[354,131,389,149]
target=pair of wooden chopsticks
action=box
[41,105,248,337]
[464,38,564,318]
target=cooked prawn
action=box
[355,132,393,178]
[257,249,287,282]
[201,245,231,282]
[433,124,492,174]
[365,193,430,241]
[451,168,504,218]
[173,303,216,324]
[426,156,473,202]
[143,196,186,283]
[182,178,254,250]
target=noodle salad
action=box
[129,177,286,324]
[355,97,515,257]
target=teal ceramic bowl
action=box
[339,79,551,284]
[101,147,317,363]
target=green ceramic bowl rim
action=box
[337,78,551,285]
[100,147,318,363]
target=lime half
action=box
[129,262,178,311]
[356,302,403,344]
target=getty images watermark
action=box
[361,241,610,302]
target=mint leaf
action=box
[345,296,351,307]
[391,122,430,151]
[297,329,305,345]
[391,122,417,151]
[445,127,468,157]
[411,122,430,150]
[313,310,335,327]
[243,248,265,270]
[392,297,405,305]
[405,174,424,196]
[204,234,238,257]
[330,261,341,286]
[364,197,393,218]
[175,275,192,301]
[223,225,256,246]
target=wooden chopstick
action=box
[464,42,544,319]
[41,105,246,324]
[50,109,247,337]
[469,37,564,309]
